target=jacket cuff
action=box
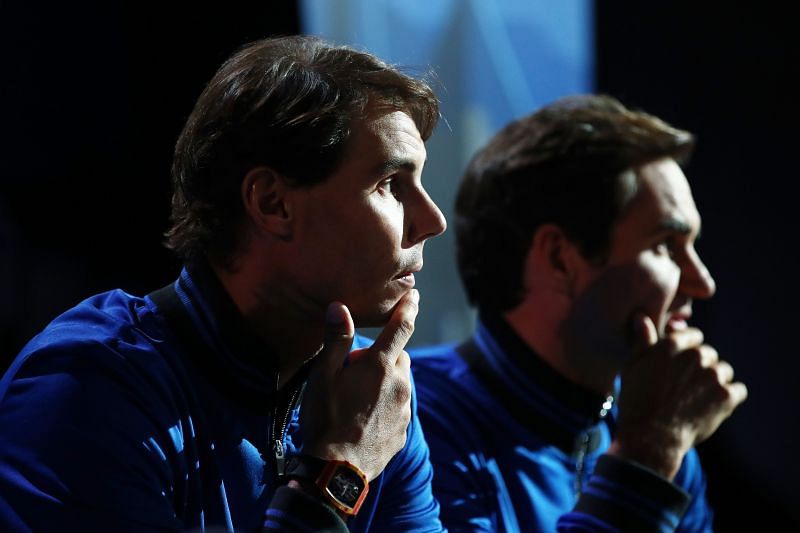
[559,454,690,532]
[263,485,349,532]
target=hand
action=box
[609,314,748,479]
[300,290,418,481]
[562,258,681,387]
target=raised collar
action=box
[170,260,281,412]
[470,312,615,454]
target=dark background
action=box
[1,2,796,528]
[596,4,798,528]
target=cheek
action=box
[359,199,405,250]
[632,254,682,317]
[336,203,405,283]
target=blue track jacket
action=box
[412,313,712,532]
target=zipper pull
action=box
[274,439,286,477]
[574,432,591,496]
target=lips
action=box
[666,309,692,332]
[393,263,422,287]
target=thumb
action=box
[628,312,658,358]
[312,302,355,378]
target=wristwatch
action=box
[285,454,369,516]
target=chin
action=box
[347,299,396,328]
[342,283,413,327]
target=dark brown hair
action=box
[166,36,439,264]
[456,94,694,313]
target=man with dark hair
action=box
[412,95,747,531]
[0,36,447,531]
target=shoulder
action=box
[8,289,172,373]
[410,343,497,458]
[0,290,196,529]
[410,342,469,384]
[1,288,184,421]
[410,342,481,411]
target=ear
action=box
[241,167,293,239]
[526,223,588,298]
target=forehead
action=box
[611,158,701,244]
[637,158,699,223]
[339,109,426,177]
[365,108,424,146]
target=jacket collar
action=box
[171,260,281,411]
[472,312,615,454]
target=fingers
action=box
[629,313,658,355]
[371,289,420,366]
[665,327,704,355]
[699,345,719,367]
[709,359,748,409]
[711,356,731,382]
[727,381,749,407]
[313,302,356,378]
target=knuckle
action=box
[396,350,411,370]
[715,383,733,403]
[394,378,412,405]
[405,295,420,315]
[701,365,720,383]
[664,336,681,353]
[398,316,416,337]
[401,403,412,427]
[348,424,366,445]
[694,329,705,345]
[680,346,703,365]
[395,429,408,454]
[375,360,393,380]
[717,360,734,380]
[702,345,719,364]
[736,383,749,402]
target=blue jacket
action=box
[0,262,441,532]
[412,314,712,532]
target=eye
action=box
[377,176,400,198]
[654,237,677,258]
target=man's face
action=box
[565,158,716,363]
[285,109,446,326]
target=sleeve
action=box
[673,449,714,532]
[557,454,691,532]
[264,486,349,532]
[0,343,186,532]
[415,383,502,532]
[360,372,444,532]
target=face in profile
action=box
[284,108,447,326]
[564,158,716,366]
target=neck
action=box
[210,260,325,389]
[503,301,617,396]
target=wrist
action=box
[608,435,684,480]
[285,454,369,517]
[285,479,350,521]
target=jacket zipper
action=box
[573,432,590,495]
[272,377,305,477]
[574,394,614,496]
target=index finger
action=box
[369,289,420,365]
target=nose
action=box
[680,246,716,299]
[406,188,447,246]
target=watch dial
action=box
[329,467,364,506]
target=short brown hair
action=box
[166,36,439,264]
[456,94,694,313]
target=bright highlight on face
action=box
[285,109,447,326]
[565,158,716,365]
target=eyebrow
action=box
[372,157,419,177]
[658,217,702,239]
